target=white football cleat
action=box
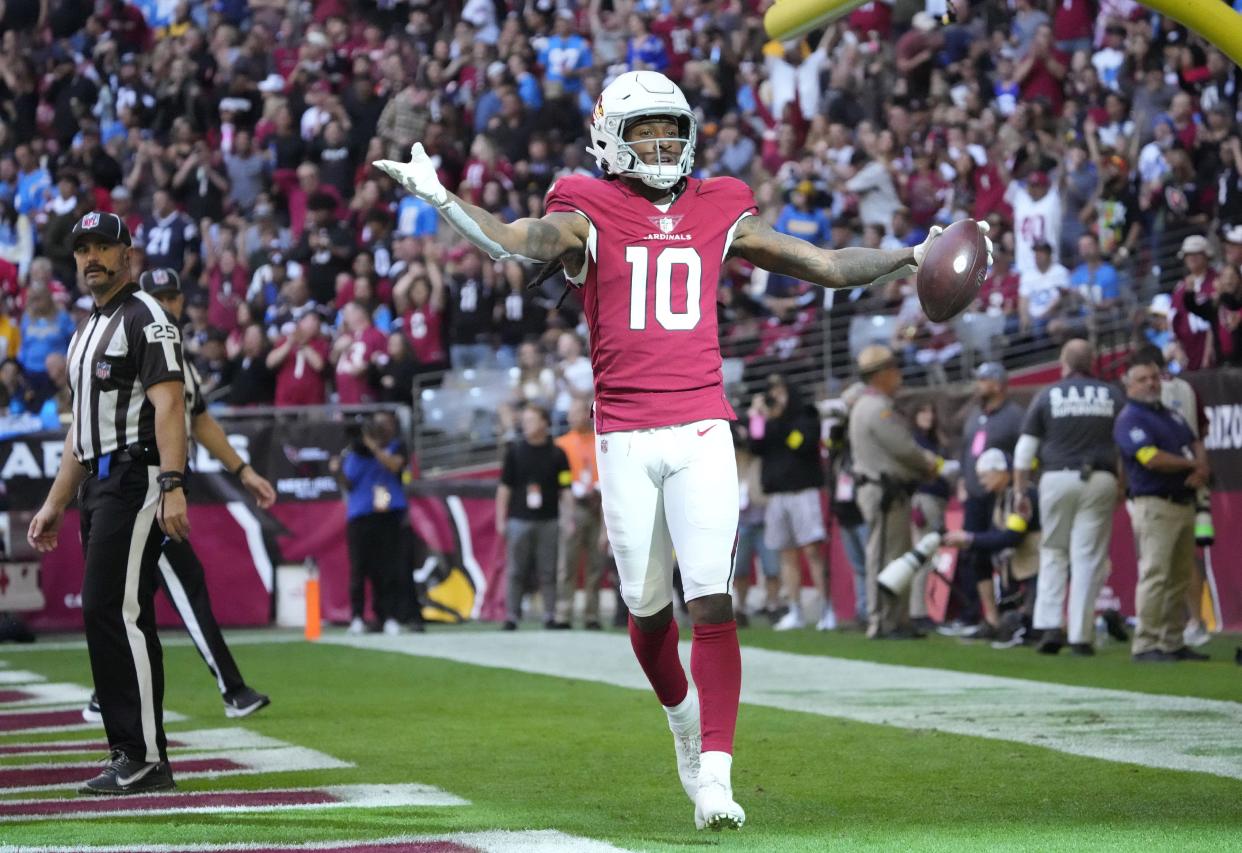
[666,693,701,802]
[694,754,745,832]
[816,608,838,631]
[347,617,366,635]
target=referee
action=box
[27,212,189,795]
[80,268,274,724]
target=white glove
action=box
[372,143,449,208]
[912,220,995,269]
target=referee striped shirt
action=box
[67,283,185,463]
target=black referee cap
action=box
[139,267,182,296]
[71,211,132,248]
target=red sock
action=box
[691,620,741,754]
[628,616,689,707]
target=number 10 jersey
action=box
[545,174,758,433]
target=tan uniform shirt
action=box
[848,387,934,485]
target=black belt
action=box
[1130,493,1194,505]
[81,444,161,478]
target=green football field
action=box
[2,623,1241,852]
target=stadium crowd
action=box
[0,0,1240,423]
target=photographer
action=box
[749,374,834,632]
[330,412,409,636]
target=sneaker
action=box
[773,609,803,631]
[667,694,701,803]
[1036,628,1065,655]
[816,608,837,632]
[1171,646,1209,662]
[82,693,102,724]
[765,606,789,626]
[961,622,998,640]
[584,620,603,631]
[223,686,271,719]
[936,620,973,637]
[501,620,518,631]
[1132,649,1177,663]
[1069,643,1095,657]
[1102,609,1130,642]
[991,626,1028,650]
[383,619,402,636]
[78,751,175,796]
[544,620,572,630]
[347,617,366,635]
[1183,622,1210,648]
[694,758,745,831]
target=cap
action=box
[486,60,507,80]
[139,267,181,296]
[1178,234,1211,257]
[71,211,131,248]
[857,344,897,376]
[257,73,286,94]
[911,11,937,32]
[1027,170,1050,188]
[975,448,1010,474]
[1148,292,1173,316]
[1223,224,1242,245]
[975,361,1007,383]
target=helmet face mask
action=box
[587,71,697,191]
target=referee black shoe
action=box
[78,751,175,796]
[82,693,102,724]
[223,686,271,719]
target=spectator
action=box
[1006,170,1063,277]
[268,311,330,406]
[977,247,1021,334]
[749,375,834,632]
[225,325,276,406]
[43,351,72,416]
[553,331,593,427]
[18,281,74,399]
[0,358,36,414]
[1069,233,1121,318]
[135,188,199,286]
[445,248,494,370]
[541,10,593,95]
[291,191,353,305]
[497,403,572,631]
[223,129,269,214]
[909,402,950,627]
[1019,241,1071,339]
[0,300,19,362]
[205,249,248,335]
[731,418,780,628]
[553,397,605,630]
[332,301,387,404]
[378,331,418,405]
[1170,235,1221,370]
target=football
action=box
[916,220,989,323]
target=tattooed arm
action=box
[436,191,590,262]
[728,215,917,290]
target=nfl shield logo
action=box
[152,269,168,285]
[81,212,100,229]
[599,439,608,454]
[95,360,111,380]
[658,217,675,234]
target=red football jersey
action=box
[545,175,757,433]
[335,325,387,404]
[274,336,330,407]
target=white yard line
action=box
[0,683,89,707]
[0,783,469,827]
[0,727,296,759]
[0,632,305,653]
[0,671,45,685]
[0,829,626,852]
[327,632,1242,782]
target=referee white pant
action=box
[1033,470,1117,645]
[80,460,168,764]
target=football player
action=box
[375,70,990,831]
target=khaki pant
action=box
[1033,470,1116,644]
[1128,496,1195,655]
[857,483,913,637]
[554,501,604,623]
[909,493,945,620]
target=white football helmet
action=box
[587,70,697,191]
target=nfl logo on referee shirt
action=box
[95,360,111,380]
[81,212,101,229]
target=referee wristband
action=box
[232,462,251,478]
[157,471,186,493]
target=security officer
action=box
[1014,339,1120,656]
[27,212,189,795]
[90,268,274,716]
[849,346,952,639]
[1114,350,1210,662]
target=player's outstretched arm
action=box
[728,215,918,290]
[374,143,586,262]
